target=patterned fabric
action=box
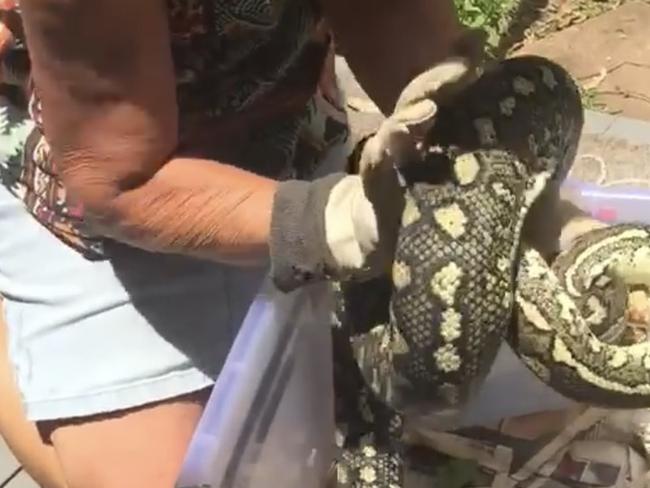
[0,0,349,259]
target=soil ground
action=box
[515,1,650,120]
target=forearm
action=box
[321,0,468,114]
[89,156,281,266]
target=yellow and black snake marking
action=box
[515,224,650,408]
[331,55,650,487]
[356,55,584,417]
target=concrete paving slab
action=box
[573,111,650,185]
[0,437,19,485]
[4,468,38,488]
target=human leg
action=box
[0,173,266,486]
[38,389,210,488]
[0,302,67,488]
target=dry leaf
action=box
[583,67,609,90]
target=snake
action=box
[330,54,650,487]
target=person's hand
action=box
[349,53,484,278]
[269,46,484,292]
[0,2,28,89]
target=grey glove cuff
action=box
[269,173,347,292]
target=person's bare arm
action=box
[20,0,276,265]
[320,0,480,114]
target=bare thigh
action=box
[36,388,211,488]
[0,300,68,488]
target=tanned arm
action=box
[20,0,277,266]
[320,0,476,114]
[19,0,474,268]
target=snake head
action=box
[356,62,482,182]
[382,32,487,175]
[393,27,487,127]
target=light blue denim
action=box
[0,170,270,420]
[0,93,347,422]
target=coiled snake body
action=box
[332,55,650,487]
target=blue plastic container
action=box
[562,179,650,225]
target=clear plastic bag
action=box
[177,280,336,488]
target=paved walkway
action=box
[1,439,37,488]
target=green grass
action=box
[454,0,518,51]
[579,85,610,112]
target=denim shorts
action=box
[0,94,349,422]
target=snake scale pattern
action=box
[331,55,650,487]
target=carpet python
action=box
[331,55,650,487]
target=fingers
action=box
[0,3,21,87]
[377,119,419,166]
[392,97,437,127]
[451,27,488,70]
[390,99,437,148]
[388,53,485,156]
[394,58,471,114]
[0,18,14,55]
[357,119,420,178]
[358,48,488,198]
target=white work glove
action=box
[270,37,485,292]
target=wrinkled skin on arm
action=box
[21,0,179,204]
[20,0,278,265]
[18,0,471,265]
